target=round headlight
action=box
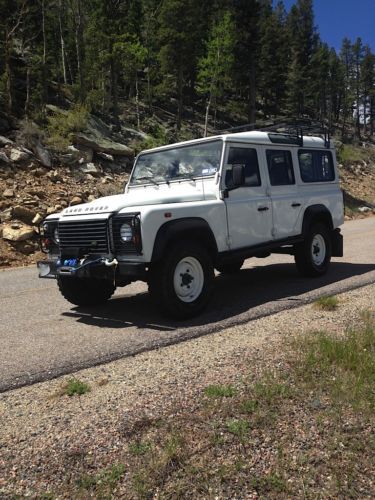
[120,223,133,242]
[53,227,60,244]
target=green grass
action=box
[77,463,125,496]
[63,378,91,396]
[299,312,375,411]
[314,295,339,311]
[226,419,250,438]
[129,440,152,456]
[204,384,237,398]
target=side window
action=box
[225,147,261,188]
[298,150,335,182]
[266,150,295,186]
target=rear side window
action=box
[226,147,261,187]
[298,150,335,182]
[266,150,295,186]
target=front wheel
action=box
[149,242,214,319]
[294,223,332,277]
[57,276,115,306]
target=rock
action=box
[0,151,10,163]
[80,162,100,175]
[10,148,30,162]
[0,207,13,222]
[87,195,96,202]
[46,206,60,215]
[74,132,133,157]
[18,242,36,255]
[32,213,43,225]
[13,205,37,224]
[97,152,114,162]
[0,135,13,146]
[2,224,34,242]
[358,206,372,213]
[2,188,14,198]
[34,143,52,168]
[70,196,83,206]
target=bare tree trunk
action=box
[248,60,256,127]
[59,0,67,84]
[4,32,12,113]
[74,0,84,100]
[204,94,211,138]
[177,64,183,131]
[136,72,140,129]
[41,0,47,103]
[24,66,30,116]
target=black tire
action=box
[216,259,244,274]
[57,276,115,306]
[294,223,332,277]
[148,242,214,319]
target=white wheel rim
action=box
[311,234,326,266]
[173,256,204,303]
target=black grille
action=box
[58,219,109,254]
[111,217,138,254]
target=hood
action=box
[62,185,211,216]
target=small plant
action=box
[240,399,258,414]
[204,384,237,398]
[63,378,91,396]
[315,295,338,311]
[226,419,249,438]
[129,440,152,456]
[46,105,88,151]
[77,463,125,495]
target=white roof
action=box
[141,130,332,155]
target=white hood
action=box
[62,183,214,216]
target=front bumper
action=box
[37,259,147,281]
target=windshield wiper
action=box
[135,176,159,186]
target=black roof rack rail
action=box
[215,118,331,148]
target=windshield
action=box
[130,140,223,185]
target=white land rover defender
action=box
[38,130,344,319]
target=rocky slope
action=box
[0,122,374,268]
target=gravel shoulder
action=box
[0,283,374,497]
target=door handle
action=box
[291,203,301,207]
[258,206,269,212]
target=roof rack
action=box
[216,118,331,148]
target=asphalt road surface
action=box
[1,218,374,392]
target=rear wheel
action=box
[149,242,214,319]
[294,223,332,277]
[57,276,115,306]
[216,259,244,275]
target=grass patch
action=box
[226,419,250,439]
[204,384,237,398]
[298,312,374,411]
[77,463,125,496]
[129,440,152,456]
[63,378,90,397]
[314,295,339,311]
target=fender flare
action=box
[151,217,218,263]
[301,204,334,238]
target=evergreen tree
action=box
[361,45,374,135]
[196,11,235,135]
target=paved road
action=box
[0,218,374,392]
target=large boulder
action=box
[2,223,35,242]
[74,132,133,156]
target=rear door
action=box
[223,143,273,249]
[262,147,302,239]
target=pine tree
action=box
[196,11,235,135]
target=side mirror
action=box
[231,164,245,188]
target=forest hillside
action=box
[0,0,374,266]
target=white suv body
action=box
[38,131,344,318]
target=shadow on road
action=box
[62,261,375,332]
